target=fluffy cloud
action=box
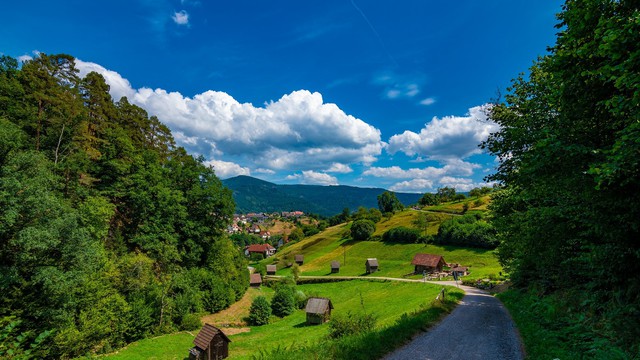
[389,179,434,192]
[286,171,338,186]
[74,60,383,178]
[204,159,250,179]
[387,105,499,160]
[172,10,189,25]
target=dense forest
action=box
[483,0,639,356]
[0,54,248,358]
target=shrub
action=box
[382,226,421,244]
[180,313,202,331]
[271,285,296,317]
[248,296,271,326]
[351,219,375,241]
[328,311,377,339]
[434,214,498,249]
[250,252,265,262]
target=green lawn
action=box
[104,280,464,360]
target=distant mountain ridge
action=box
[222,175,422,217]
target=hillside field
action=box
[266,209,501,280]
[103,281,464,360]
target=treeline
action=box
[0,54,248,358]
[483,0,639,356]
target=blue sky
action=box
[2,0,563,192]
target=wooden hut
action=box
[295,254,304,265]
[330,261,340,273]
[189,323,231,360]
[365,258,378,274]
[249,273,262,287]
[305,297,333,324]
[451,266,469,277]
[411,253,446,274]
[266,264,276,275]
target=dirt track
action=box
[383,284,524,360]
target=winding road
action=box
[384,282,524,360]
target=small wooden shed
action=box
[266,264,276,275]
[189,324,231,360]
[451,266,469,277]
[249,273,262,287]
[305,297,333,324]
[330,261,340,273]
[295,254,304,265]
[365,258,378,274]
[411,253,446,274]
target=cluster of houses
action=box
[411,253,469,279]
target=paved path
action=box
[384,284,524,360]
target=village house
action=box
[365,258,378,274]
[189,324,231,360]
[305,297,333,324]
[411,253,446,274]
[249,273,262,287]
[331,261,340,273]
[244,244,276,258]
[266,264,277,275]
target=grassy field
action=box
[263,210,501,280]
[103,280,463,360]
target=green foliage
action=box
[352,207,382,223]
[436,187,456,203]
[469,186,492,198]
[382,226,422,244]
[377,191,404,214]
[481,1,640,355]
[0,53,244,358]
[434,214,497,249]
[248,296,271,326]
[350,219,376,241]
[328,311,377,339]
[419,192,438,206]
[270,285,296,318]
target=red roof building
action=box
[411,253,446,274]
[245,244,276,257]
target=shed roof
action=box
[451,266,469,272]
[411,253,445,267]
[193,324,231,350]
[305,297,333,314]
[266,264,277,272]
[295,254,304,261]
[246,244,275,252]
[331,261,340,268]
[365,258,378,266]
[250,273,262,285]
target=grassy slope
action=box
[269,209,501,280]
[103,281,463,360]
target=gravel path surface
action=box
[384,284,524,360]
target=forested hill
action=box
[0,54,248,358]
[222,175,422,216]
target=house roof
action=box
[331,261,340,268]
[246,244,275,252]
[295,254,304,261]
[411,253,445,267]
[250,273,262,284]
[451,266,469,272]
[365,258,378,266]
[305,297,333,314]
[266,264,277,272]
[193,324,231,350]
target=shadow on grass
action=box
[293,321,318,328]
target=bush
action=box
[351,219,375,241]
[382,226,421,244]
[434,214,498,249]
[328,311,377,339]
[180,313,202,331]
[271,285,296,317]
[250,252,265,262]
[248,296,271,326]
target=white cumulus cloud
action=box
[204,159,251,179]
[286,171,338,186]
[74,60,383,180]
[387,105,498,161]
[420,97,436,106]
